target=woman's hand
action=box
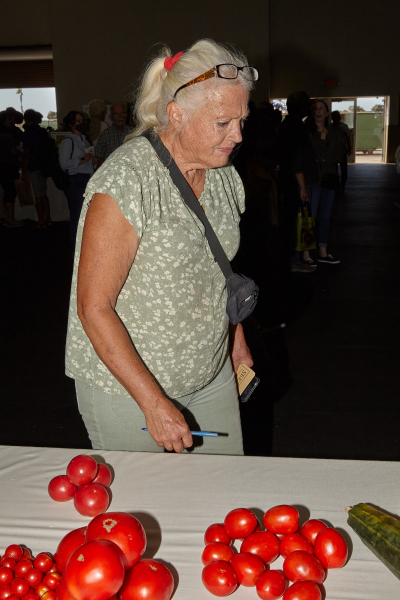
[92,156,100,165]
[143,397,193,453]
[82,153,93,162]
[229,323,253,373]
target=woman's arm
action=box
[229,323,253,373]
[77,193,193,453]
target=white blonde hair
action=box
[129,39,255,138]
[88,99,107,118]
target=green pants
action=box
[75,357,244,455]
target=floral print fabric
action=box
[65,136,245,398]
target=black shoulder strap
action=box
[141,129,236,285]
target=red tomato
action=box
[202,543,235,566]
[263,506,299,535]
[42,573,61,590]
[92,464,112,488]
[15,559,34,578]
[282,581,322,600]
[73,484,109,518]
[256,570,288,600]
[4,546,23,562]
[64,540,124,600]
[41,592,56,600]
[35,583,50,598]
[33,555,53,574]
[66,455,98,487]
[24,568,43,587]
[314,528,348,569]
[299,521,327,545]
[85,512,146,570]
[48,476,78,502]
[11,577,30,597]
[119,558,174,600]
[47,566,60,575]
[0,585,13,600]
[283,551,325,584]
[230,552,265,587]
[201,560,238,597]
[22,549,33,558]
[279,534,314,558]
[24,594,40,600]
[53,577,75,600]
[240,531,280,564]
[1,559,16,571]
[53,527,86,574]
[4,596,19,600]
[224,508,258,539]
[0,567,14,585]
[204,523,232,546]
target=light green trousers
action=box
[75,357,244,455]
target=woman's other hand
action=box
[143,397,193,452]
[229,323,253,373]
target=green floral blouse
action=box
[65,136,245,399]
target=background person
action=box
[95,103,133,165]
[0,111,22,227]
[88,99,109,147]
[65,39,258,455]
[331,110,352,194]
[59,111,100,249]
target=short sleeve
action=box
[83,153,148,240]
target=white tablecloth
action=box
[0,446,398,599]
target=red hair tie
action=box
[164,52,184,72]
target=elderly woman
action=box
[65,39,258,455]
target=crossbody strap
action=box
[141,129,237,286]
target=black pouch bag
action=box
[142,130,259,325]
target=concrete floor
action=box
[2,162,400,459]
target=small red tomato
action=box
[35,583,50,598]
[282,581,322,600]
[119,558,174,600]
[0,567,14,585]
[24,594,40,600]
[92,464,112,488]
[15,559,34,578]
[279,534,314,558]
[230,552,266,587]
[263,506,299,535]
[224,508,258,539]
[24,568,43,587]
[33,554,53,574]
[0,585,13,600]
[22,549,33,558]
[48,476,78,502]
[11,577,30,597]
[4,546,23,562]
[204,523,232,546]
[256,570,288,600]
[53,527,86,574]
[42,573,61,590]
[283,551,325,584]
[1,558,16,571]
[66,455,98,487]
[299,520,327,545]
[5,596,19,600]
[73,483,109,517]
[41,592,56,600]
[241,531,280,564]
[202,542,235,566]
[202,560,238,597]
[47,565,60,574]
[314,528,348,569]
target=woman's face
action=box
[313,101,329,124]
[175,84,249,169]
[71,113,84,133]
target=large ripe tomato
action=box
[11,578,30,598]
[0,567,14,585]
[119,559,174,600]
[230,552,265,587]
[279,534,314,559]
[92,464,112,488]
[24,568,43,587]
[201,560,238,597]
[256,570,288,600]
[54,577,76,600]
[64,540,124,600]
[204,523,232,546]
[314,528,348,569]
[85,512,146,570]
[73,484,109,518]
[4,546,23,562]
[34,554,53,574]
[299,521,327,545]
[263,506,299,535]
[282,581,322,600]
[66,455,98,487]
[224,508,258,539]
[48,476,78,502]
[202,543,235,566]
[15,559,34,578]
[283,551,325,584]
[240,531,280,564]
[53,527,86,574]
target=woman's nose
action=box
[231,122,242,143]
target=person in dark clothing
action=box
[331,110,352,194]
[278,91,318,272]
[0,111,22,227]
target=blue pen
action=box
[141,428,218,437]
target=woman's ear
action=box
[166,101,185,131]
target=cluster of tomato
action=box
[53,511,174,600]
[0,544,61,600]
[48,455,113,517]
[201,504,348,600]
